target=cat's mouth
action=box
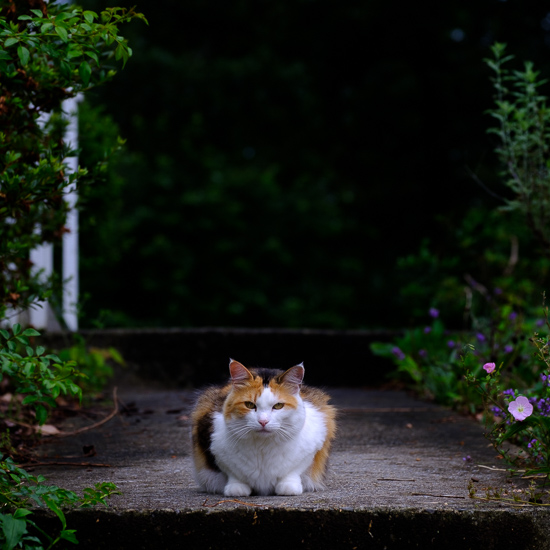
[256,426,273,434]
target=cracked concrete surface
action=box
[29,385,550,549]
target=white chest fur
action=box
[210,389,328,496]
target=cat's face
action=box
[222,361,305,438]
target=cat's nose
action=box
[259,418,269,427]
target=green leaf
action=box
[35,404,48,426]
[79,60,91,86]
[41,495,66,530]
[115,42,126,63]
[0,513,27,550]
[84,50,99,65]
[67,47,82,59]
[4,37,19,47]
[17,45,29,65]
[22,328,41,337]
[22,395,39,405]
[501,415,537,440]
[83,11,97,24]
[30,9,44,17]
[60,529,79,544]
[108,347,124,365]
[0,329,10,340]
[12,324,21,336]
[12,509,32,519]
[55,25,68,42]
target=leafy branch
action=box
[485,42,550,255]
[0,0,146,317]
[1,454,120,549]
[0,324,83,426]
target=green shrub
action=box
[1,454,120,549]
[0,1,144,545]
[0,0,146,317]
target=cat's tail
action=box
[301,473,326,493]
[194,466,228,494]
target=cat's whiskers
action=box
[227,423,255,442]
[275,424,299,442]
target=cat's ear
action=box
[229,359,253,387]
[281,363,304,393]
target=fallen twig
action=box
[476,465,514,472]
[20,461,111,468]
[54,387,119,438]
[410,493,466,499]
[378,478,416,482]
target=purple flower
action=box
[429,308,439,319]
[536,319,545,328]
[418,349,428,358]
[463,455,472,463]
[424,326,432,334]
[537,397,550,416]
[503,388,516,399]
[483,362,496,374]
[447,340,455,348]
[508,396,533,421]
[476,333,486,342]
[504,345,513,353]
[528,439,538,449]
[509,311,518,321]
[392,346,405,361]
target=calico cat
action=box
[191,359,336,496]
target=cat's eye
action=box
[273,403,284,410]
[244,401,256,410]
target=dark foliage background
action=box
[77,0,550,329]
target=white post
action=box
[27,95,81,331]
[61,94,82,332]
[29,243,54,328]
[28,111,54,330]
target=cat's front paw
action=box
[275,479,303,496]
[224,481,252,497]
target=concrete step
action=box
[30,384,550,550]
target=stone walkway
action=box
[29,384,550,549]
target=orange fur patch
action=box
[268,379,299,409]
[223,376,263,419]
[301,386,337,483]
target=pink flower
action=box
[508,396,533,421]
[483,362,496,374]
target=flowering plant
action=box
[371,281,545,413]
[465,318,550,482]
[371,307,482,409]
